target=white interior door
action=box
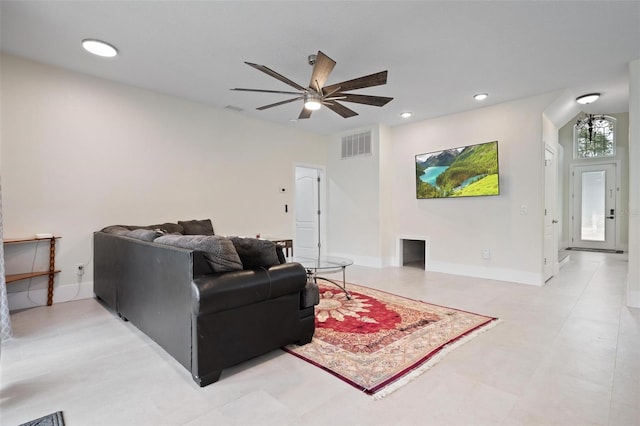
[543,147,557,281]
[571,163,617,250]
[295,167,320,258]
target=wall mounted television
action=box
[415,140,500,199]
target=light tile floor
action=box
[1,251,638,426]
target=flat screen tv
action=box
[415,140,499,199]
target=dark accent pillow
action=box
[229,237,281,270]
[102,223,184,234]
[154,235,241,272]
[101,225,131,235]
[145,222,184,234]
[275,245,286,264]
[126,229,163,242]
[178,219,215,235]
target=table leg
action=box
[315,266,351,300]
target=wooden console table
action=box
[4,236,61,306]
[265,238,293,257]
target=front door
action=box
[571,163,617,250]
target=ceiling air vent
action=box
[341,130,372,159]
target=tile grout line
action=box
[606,277,626,426]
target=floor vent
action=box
[341,131,372,159]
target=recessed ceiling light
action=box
[473,93,488,101]
[82,39,118,58]
[400,111,412,119]
[576,93,600,105]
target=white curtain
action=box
[0,178,13,342]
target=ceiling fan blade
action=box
[232,88,302,95]
[245,62,307,92]
[309,51,336,92]
[322,70,388,94]
[298,107,313,119]
[257,96,303,110]
[338,93,394,107]
[324,100,359,118]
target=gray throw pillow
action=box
[101,225,131,235]
[229,237,281,270]
[126,229,163,242]
[155,235,242,272]
[178,219,215,235]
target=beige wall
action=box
[1,54,327,308]
[4,52,634,307]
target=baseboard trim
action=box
[328,252,384,268]
[427,260,543,286]
[8,281,94,311]
[627,289,640,309]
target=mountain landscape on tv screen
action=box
[415,141,499,199]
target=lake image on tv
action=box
[415,141,499,199]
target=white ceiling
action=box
[1,1,639,135]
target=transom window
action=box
[574,114,616,159]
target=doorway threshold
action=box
[566,247,624,254]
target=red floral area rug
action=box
[284,282,499,398]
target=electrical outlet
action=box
[76,263,85,276]
[482,249,491,260]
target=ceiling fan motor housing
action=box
[308,54,317,66]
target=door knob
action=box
[552,219,558,224]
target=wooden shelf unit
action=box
[4,236,61,306]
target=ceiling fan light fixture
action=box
[82,39,118,57]
[576,93,600,105]
[235,50,392,119]
[473,93,488,101]
[304,94,322,111]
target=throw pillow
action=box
[178,219,215,235]
[154,235,242,272]
[126,229,163,242]
[101,225,131,235]
[229,237,280,270]
[275,245,286,264]
[145,222,184,234]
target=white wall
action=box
[326,126,383,267]
[389,93,559,285]
[627,59,640,308]
[542,112,560,274]
[378,125,394,265]
[0,54,327,309]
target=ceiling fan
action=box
[232,51,393,119]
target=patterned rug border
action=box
[370,317,500,398]
[283,282,499,398]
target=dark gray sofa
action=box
[93,224,315,387]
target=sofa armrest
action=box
[192,262,307,316]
